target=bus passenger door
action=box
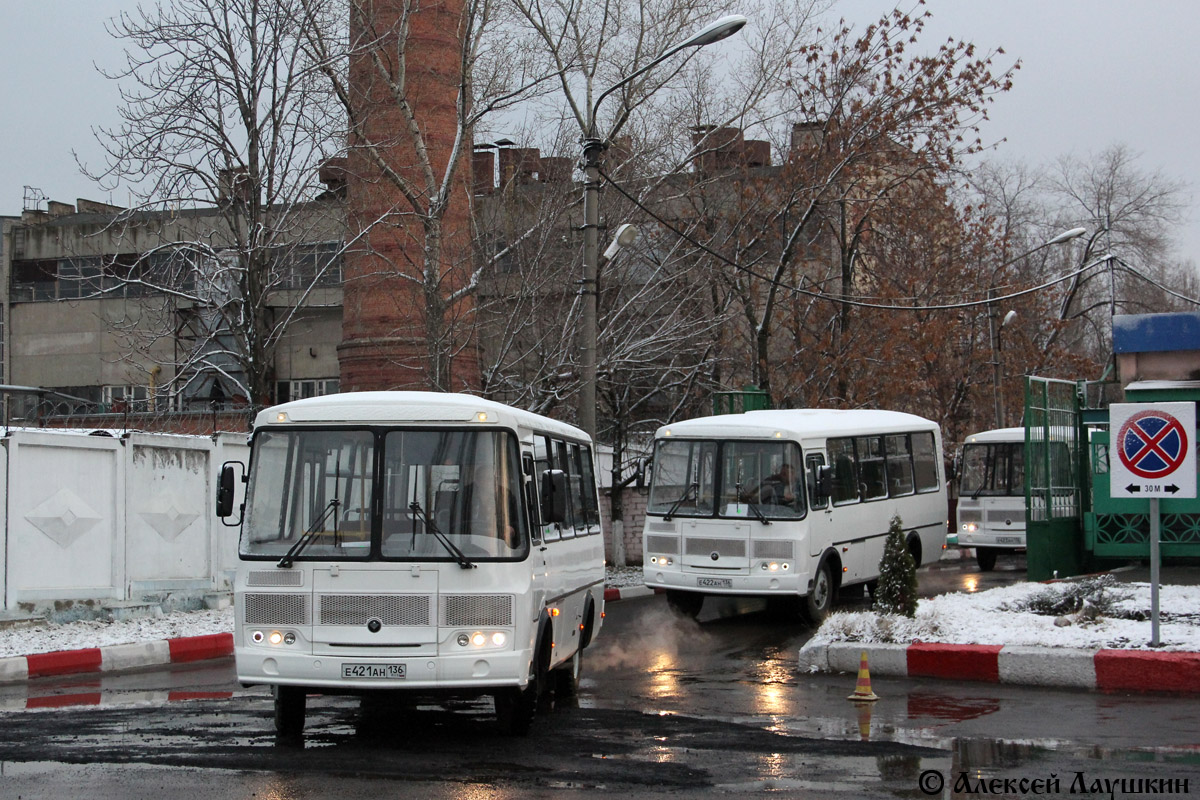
[805,453,833,559]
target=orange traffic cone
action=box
[847,650,879,701]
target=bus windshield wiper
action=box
[663,482,699,521]
[409,500,475,569]
[745,500,771,525]
[278,497,340,568]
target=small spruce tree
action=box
[875,514,918,617]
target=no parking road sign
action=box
[1109,402,1196,499]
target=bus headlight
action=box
[457,631,511,649]
[963,522,978,533]
[251,630,265,644]
[650,555,673,566]
[760,561,789,572]
[268,631,283,645]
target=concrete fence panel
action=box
[5,431,124,609]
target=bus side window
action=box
[538,435,562,542]
[912,432,940,492]
[806,453,828,509]
[857,436,887,501]
[828,437,860,505]
[577,443,601,532]
[554,439,578,537]
[885,434,915,496]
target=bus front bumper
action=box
[643,567,805,595]
[235,647,532,692]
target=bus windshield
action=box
[648,438,804,519]
[959,442,1025,497]
[241,427,527,561]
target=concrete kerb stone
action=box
[998,645,1097,689]
[826,642,910,676]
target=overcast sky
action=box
[3,1,1197,263]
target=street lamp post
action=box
[988,227,1087,428]
[579,14,747,441]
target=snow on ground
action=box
[811,579,1200,652]
[0,608,234,659]
[4,569,1198,660]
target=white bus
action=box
[954,427,1026,571]
[641,409,947,621]
[217,392,606,736]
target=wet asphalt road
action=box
[1,557,1199,798]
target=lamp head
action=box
[680,15,748,49]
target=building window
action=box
[103,385,150,413]
[275,378,339,404]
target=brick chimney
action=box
[339,0,479,392]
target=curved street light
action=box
[990,227,1087,427]
[579,15,748,440]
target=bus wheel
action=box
[976,547,998,572]
[494,671,539,735]
[274,686,306,737]
[803,561,834,624]
[552,648,584,701]
[666,590,704,619]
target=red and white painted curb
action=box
[604,584,663,602]
[800,641,1200,694]
[0,633,233,686]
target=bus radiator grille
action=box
[318,594,432,626]
[246,570,303,587]
[441,595,514,627]
[752,540,793,559]
[244,593,310,625]
[645,534,680,554]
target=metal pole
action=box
[579,137,604,441]
[1150,496,1161,647]
[989,288,1002,428]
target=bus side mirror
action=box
[217,461,245,525]
[540,469,568,524]
[636,457,652,491]
[815,464,832,502]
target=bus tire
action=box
[495,646,544,735]
[274,685,306,737]
[906,534,923,568]
[976,547,998,572]
[666,589,704,618]
[803,560,834,624]
[552,647,584,700]
[579,598,596,649]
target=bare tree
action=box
[1049,143,1193,366]
[82,0,348,411]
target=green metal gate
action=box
[1024,377,1088,580]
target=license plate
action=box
[996,536,1021,545]
[697,577,732,588]
[341,663,406,679]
